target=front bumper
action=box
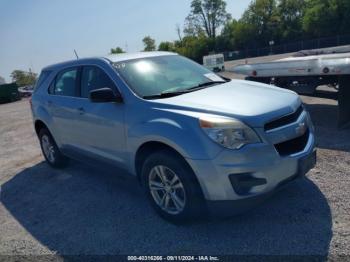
[206,149,316,216]
[186,114,316,203]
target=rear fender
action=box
[33,105,61,146]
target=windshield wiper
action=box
[187,80,226,90]
[143,90,189,99]
[142,81,226,100]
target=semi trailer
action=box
[230,47,350,128]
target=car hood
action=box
[151,80,301,127]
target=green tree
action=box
[241,0,279,46]
[133,0,350,62]
[302,0,350,37]
[277,0,305,41]
[184,0,231,39]
[335,0,350,34]
[176,24,183,41]
[220,19,256,50]
[10,70,37,87]
[110,47,125,54]
[302,0,334,37]
[142,36,156,51]
[175,35,215,63]
[158,41,175,51]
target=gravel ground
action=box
[0,84,349,258]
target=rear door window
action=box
[52,68,78,96]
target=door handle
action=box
[77,107,85,115]
[47,100,53,107]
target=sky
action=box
[0,0,252,82]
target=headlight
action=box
[199,116,261,149]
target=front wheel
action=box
[141,150,204,223]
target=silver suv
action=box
[31,52,316,223]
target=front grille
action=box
[265,106,303,131]
[274,129,309,156]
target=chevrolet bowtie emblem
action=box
[296,122,307,136]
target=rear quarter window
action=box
[33,70,51,92]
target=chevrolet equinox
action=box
[31,52,316,222]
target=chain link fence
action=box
[224,34,350,61]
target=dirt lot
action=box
[0,81,349,258]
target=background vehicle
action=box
[18,85,34,97]
[203,53,225,72]
[231,46,350,128]
[31,52,316,223]
[0,83,20,103]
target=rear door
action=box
[47,67,83,149]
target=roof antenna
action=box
[74,49,79,59]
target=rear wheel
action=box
[141,150,204,223]
[39,128,69,168]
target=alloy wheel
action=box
[148,165,186,215]
[41,134,55,163]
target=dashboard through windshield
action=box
[113,55,225,98]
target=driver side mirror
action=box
[89,87,123,103]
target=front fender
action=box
[127,117,223,171]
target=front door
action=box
[74,65,127,167]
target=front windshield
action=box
[113,55,225,98]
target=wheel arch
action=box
[134,141,205,199]
[34,119,58,145]
[34,119,49,137]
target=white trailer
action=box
[203,54,225,72]
[230,48,350,127]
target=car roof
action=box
[105,51,177,63]
[42,51,177,71]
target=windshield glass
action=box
[113,55,225,98]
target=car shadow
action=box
[304,89,338,101]
[1,161,332,256]
[303,102,350,152]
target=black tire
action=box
[39,128,69,168]
[141,150,204,223]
